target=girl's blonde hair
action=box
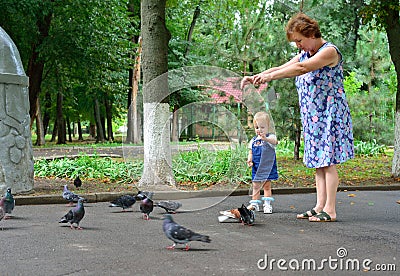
[253,111,271,129]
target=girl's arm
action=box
[247,150,253,167]
[263,133,278,145]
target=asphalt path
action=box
[1,190,399,275]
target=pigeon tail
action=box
[190,233,211,243]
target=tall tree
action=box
[27,1,53,127]
[126,37,142,144]
[139,0,174,187]
[1,0,133,144]
[360,0,400,177]
[126,0,142,144]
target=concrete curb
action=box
[14,184,400,206]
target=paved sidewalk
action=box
[2,190,399,275]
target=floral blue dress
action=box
[295,42,354,168]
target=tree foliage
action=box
[0,0,135,143]
[0,0,397,151]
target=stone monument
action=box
[0,26,34,194]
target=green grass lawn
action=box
[33,142,398,195]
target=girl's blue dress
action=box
[249,134,278,182]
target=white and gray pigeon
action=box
[59,198,85,230]
[155,201,182,214]
[62,184,82,206]
[109,195,137,211]
[162,214,211,251]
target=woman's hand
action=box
[253,73,270,85]
[240,76,254,89]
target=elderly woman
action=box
[241,12,354,222]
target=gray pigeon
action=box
[139,192,154,220]
[59,198,85,229]
[162,214,211,251]
[109,195,136,211]
[155,201,182,214]
[62,184,82,206]
[3,187,15,219]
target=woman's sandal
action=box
[309,211,337,222]
[297,209,317,219]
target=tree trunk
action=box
[126,37,142,144]
[89,122,96,139]
[105,97,114,142]
[27,12,52,127]
[51,118,57,142]
[66,116,72,142]
[42,90,51,136]
[139,0,174,187]
[101,114,106,140]
[133,37,142,144]
[55,65,66,145]
[94,99,105,143]
[34,98,46,146]
[184,5,200,59]
[77,118,83,140]
[294,118,301,161]
[171,106,179,142]
[385,5,400,177]
[56,90,66,144]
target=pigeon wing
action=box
[72,206,85,224]
[166,222,210,244]
[4,189,15,214]
[165,222,193,244]
[60,209,74,223]
[140,198,154,215]
[4,199,15,214]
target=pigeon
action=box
[155,201,182,214]
[109,195,137,211]
[238,204,255,226]
[59,198,85,229]
[139,192,154,220]
[2,187,15,219]
[62,184,82,206]
[162,214,211,251]
[73,175,82,189]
